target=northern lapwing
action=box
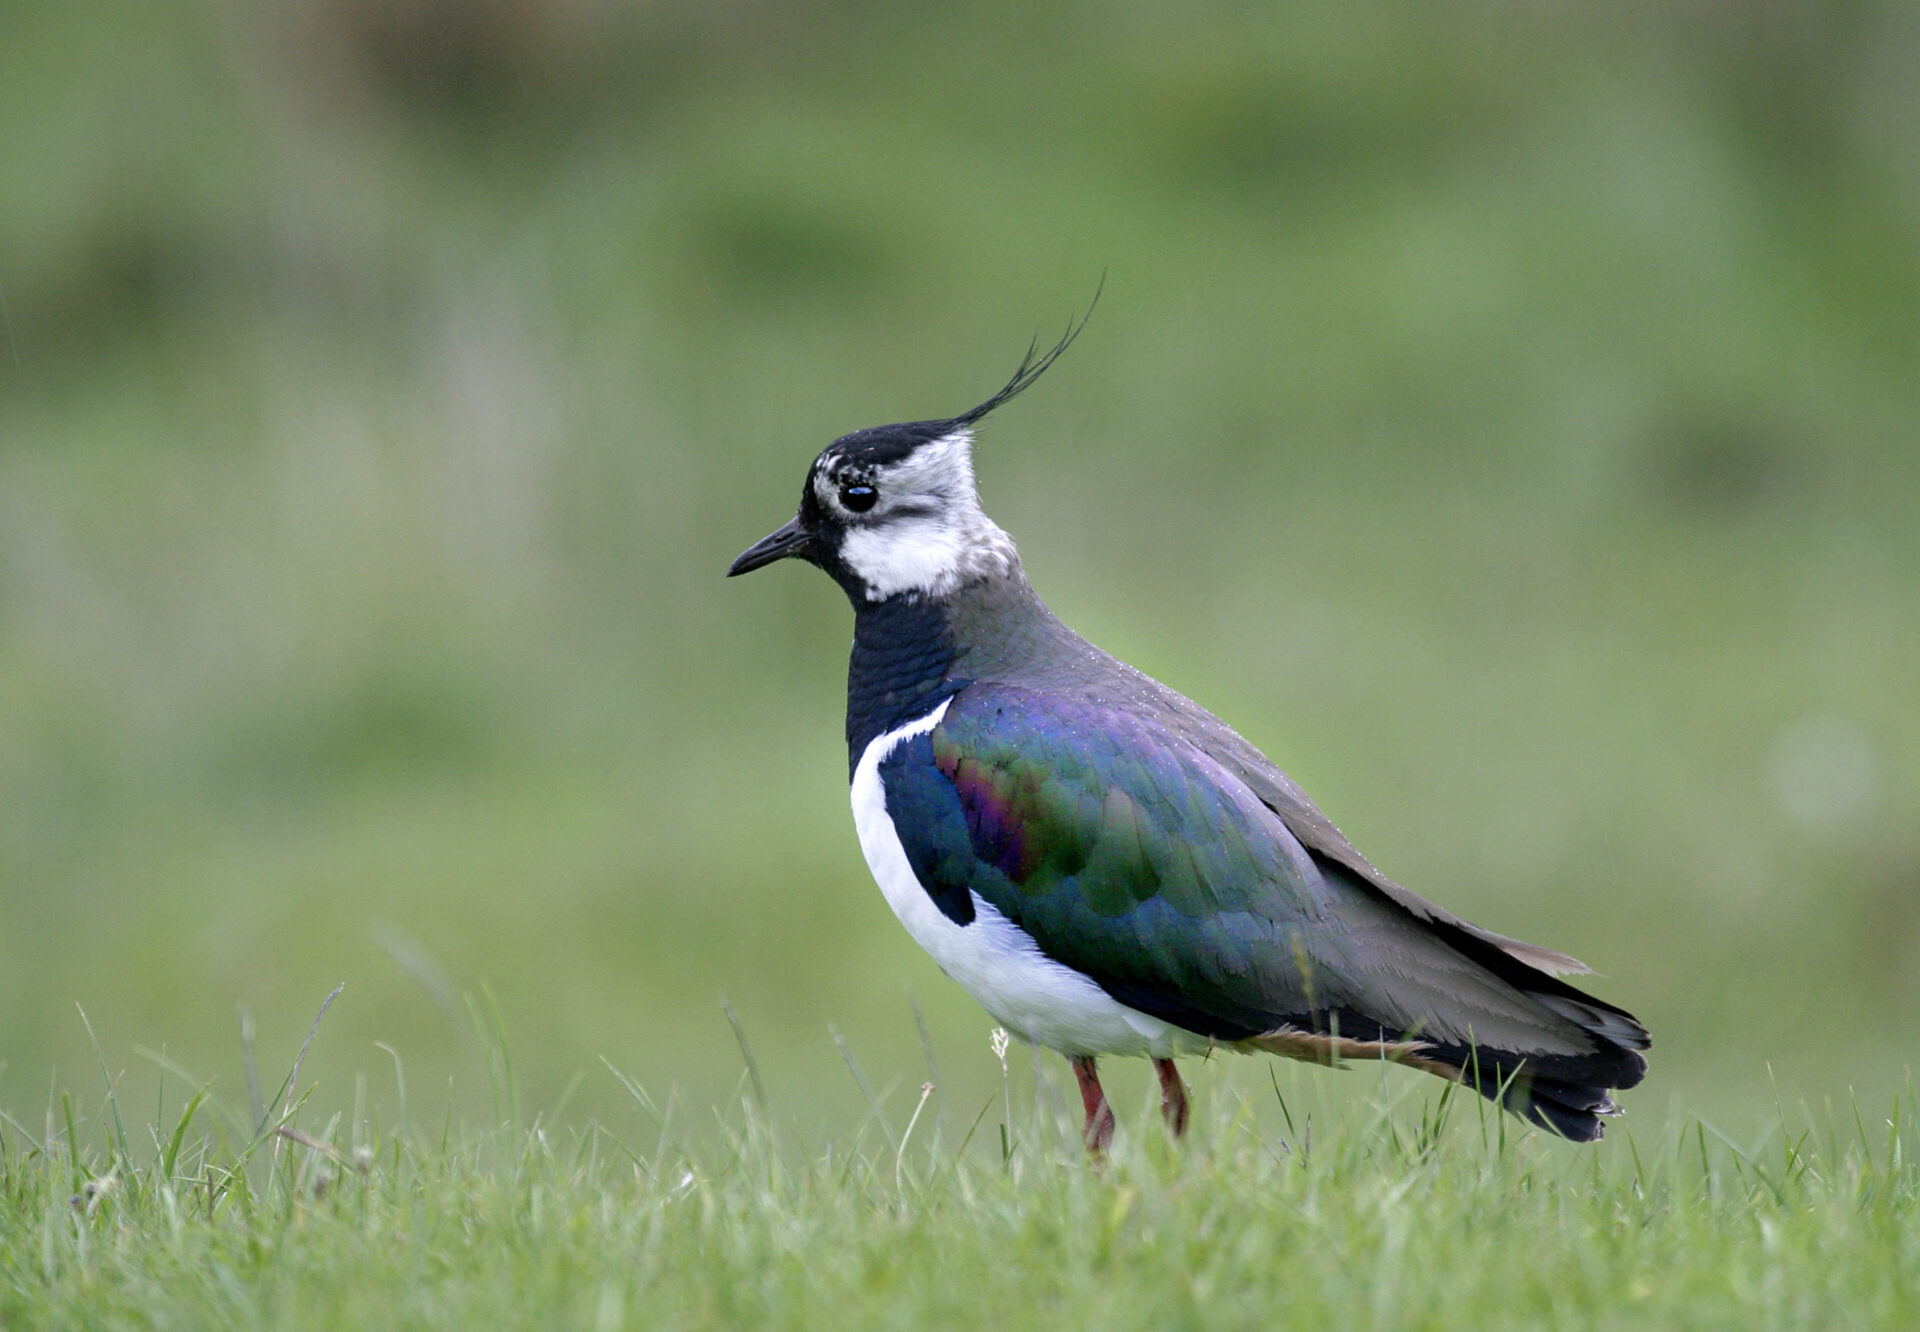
[728,328,1649,1150]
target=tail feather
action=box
[1430,1034,1647,1142]
[1297,854,1651,1139]
[1239,995,1649,1142]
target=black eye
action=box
[840,483,878,513]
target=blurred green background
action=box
[3,1,1917,1143]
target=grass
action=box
[3,1010,1916,1329]
[4,6,1919,1325]
[4,0,1919,1150]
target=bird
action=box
[727,324,1649,1151]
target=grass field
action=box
[6,4,1920,1325]
[4,1018,1916,1329]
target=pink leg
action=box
[1071,1056,1116,1154]
[1154,1057,1190,1137]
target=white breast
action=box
[849,699,1207,1059]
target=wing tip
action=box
[1486,933,1593,976]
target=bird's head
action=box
[728,315,1089,605]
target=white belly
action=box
[850,699,1207,1059]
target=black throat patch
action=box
[845,595,967,776]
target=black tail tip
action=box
[1455,1049,1647,1143]
[1514,1086,1624,1143]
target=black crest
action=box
[819,284,1103,472]
[947,282,1102,429]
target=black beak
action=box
[728,516,814,576]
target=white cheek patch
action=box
[840,517,969,599]
[822,427,1021,600]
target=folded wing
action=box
[879,683,1647,1139]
